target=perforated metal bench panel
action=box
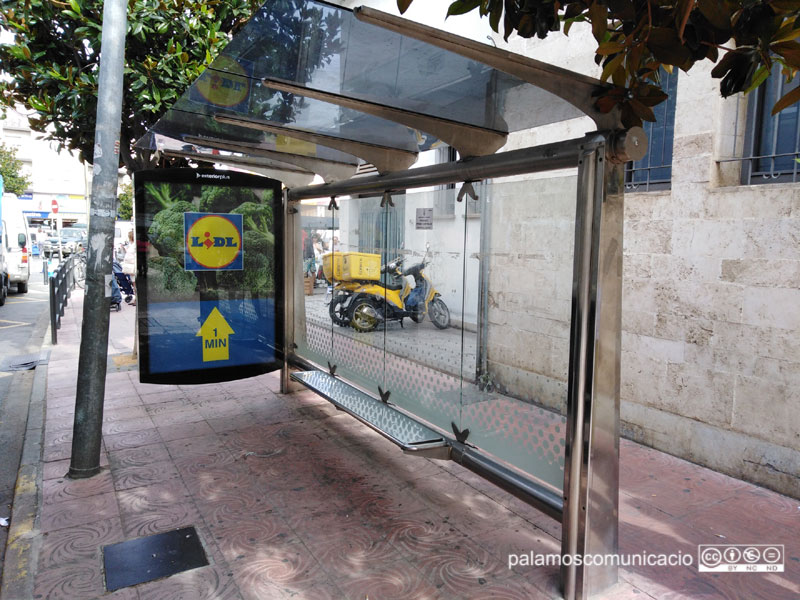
[291,370,447,454]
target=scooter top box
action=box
[322,252,381,281]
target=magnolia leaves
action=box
[397,0,800,125]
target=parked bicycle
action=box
[73,250,86,289]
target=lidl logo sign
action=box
[184,212,244,271]
[192,56,251,112]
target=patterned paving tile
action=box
[136,565,243,600]
[172,450,241,478]
[304,521,405,578]
[108,442,171,469]
[405,534,510,596]
[42,441,73,462]
[102,405,149,423]
[231,542,326,597]
[157,420,215,442]
[334,560,443,600]
[209,512,296,562]
[112,459,181,491]
[39,517,124,570]
[102,428,162,452]
[43,459,71,481]
[461,577,551,600]
[149,408,206,428]
[117,480,199,538]
[165,433,231,459]
[33,560,106,600]
[42,469,115,505]
[40,492,119,534]
[207,413,262,434]
[101,416,156,436]
[144,398,192,415]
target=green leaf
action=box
[447,0,482,18]
[772,22,800,44]
[697,0,731,32]
[646,27,692,66]
[588,1,607,42]
[489,0,502,33]
[601,52,625,81]
[597,41,625,55]
[771,41,800,69]
[628,98,656,122]
[772,84,800,115]
[743,65,770,95]
[68,0,81,15]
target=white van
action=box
[1,193,31,293]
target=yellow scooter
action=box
[328,250,450,333]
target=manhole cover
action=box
[103,526,208,591]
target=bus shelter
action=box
[134,2,647,597]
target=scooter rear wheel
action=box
[430,297,450,329]
[349,298,380,333]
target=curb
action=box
[0,346,48,600]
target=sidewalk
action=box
[2,289,798,600]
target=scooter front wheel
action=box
[349,298,380,333]
[429,297,450,329]
[329,293,351,327]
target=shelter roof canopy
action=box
[137,0,613,178]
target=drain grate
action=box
[103,526,208,591]
[0,350,50,372]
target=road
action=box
[0,258,51,400]
[0,257,51,573]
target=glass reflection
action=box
[291,176,577,492]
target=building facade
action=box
[1,106,91,227]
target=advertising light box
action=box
[134,169,283,384]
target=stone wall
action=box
[620,63,800,497]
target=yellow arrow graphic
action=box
[196,307,235,362]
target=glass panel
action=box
[137,111,361,166]
[379,188,467,433]
[221,0,584,133]
[329,195,388,395]
[140,0,587,157]
[291,175,576,493]
[293,198,337,370]
[459,176,576,491]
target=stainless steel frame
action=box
[285,130,633,599]
[262,77,508,158]
[214,113,418,174]
[561,138,623,599]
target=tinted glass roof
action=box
[138,0,606,177]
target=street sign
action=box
[51,199,59,214]
[134,169,283,385]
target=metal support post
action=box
[561,137,623,599]
[280,189,293,394]
[68,0,127,479]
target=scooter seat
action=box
[383,282,404,291]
